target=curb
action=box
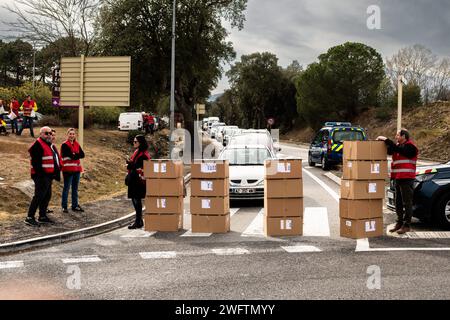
[0,174,191,256]
[323,172,341,185]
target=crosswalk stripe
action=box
[140,251,177,259]
[212,248,250,256]
[303,207,330,237]
[121,230,157,238]
[241,209,264,237]
[0,261,24,269]
[62,255,102,264]
[281,245,322,253]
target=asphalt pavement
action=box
[1,142,450,300]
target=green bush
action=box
[38,115,62,127]
[375,106,392,121]
[70,106,125,129]
[0,82,52,114]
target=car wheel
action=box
[321,156,330,171]
[308,153,315,167]
[434,193,450,230]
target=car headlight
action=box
[415,174,436,183]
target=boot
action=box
[389,222,403,233]
[397,224,411,235]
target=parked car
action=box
[222,127,242,146]
[218,144,276,200]
[387,161,450,229]
[216,125,238,143]
[308,122,367,170]
[207,117,220,132]
[2,112,43,131]
[118,112,143,131]
[209,122,226,139]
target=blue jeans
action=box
[11,118,18,133]
[62,172,80,209]
[19,116,34,137]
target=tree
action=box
[296,42,385,128]
[0,39,33,86]
[97,0,247,148]
[3,0,99,56]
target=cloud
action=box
[212,0,450,94]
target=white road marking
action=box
[281,245,322,253]
[406,232,450,239]
[303,207,330,237]
[212,248,250,256]
[324,172,341,185]
[241,209,264,238]
[121,230,157,238]
[180,230,213,237]
[230,208,239,217]
[303,168,340,202]
[140,251,177,259]
[0,261,24,269]
[62,255,102,264]
[356,238,450,252]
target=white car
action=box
[118,112,143,131]
[218,144,276,200]
[216,125,238,144]
[209,122,225,139]
[228,130,281,156]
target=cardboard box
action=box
[191,214,230,233]
[144,160,183,179]
[264,179,303,198]
[342,160,389,180]
[340,180,385,200]
[265,159,303,180]
[340,217,383,239]
[190,178,229,197]
[191,160,229,179]
[264,198,304,218]
[146,178,184,197]
[190,197,229,215]
[144,214,183,232]
[264,217,303,237]
[339,199,383,220]
[145,196,184,215]
[343,141,387,161]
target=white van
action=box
[118,112,144,131]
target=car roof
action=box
[224,144,270,149]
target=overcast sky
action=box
[1,0,449,95]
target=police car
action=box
[308,122,367,170]
[387,161,450,229]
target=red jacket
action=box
[21,99,37,117]
[10,100,20,116]
[391,140,418,180]
[61,140,83,173]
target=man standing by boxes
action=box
[377,129,419,235]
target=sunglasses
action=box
[133,140,139,143]
[44,132,52,136]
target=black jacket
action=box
[127,149,150,199]
[61,142,85,161]
[30,139,60,180]
[384,139,418,158]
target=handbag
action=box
[31,109,36,119]
[8,112,17,120]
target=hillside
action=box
[282,101,450,162]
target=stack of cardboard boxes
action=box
[264,159,304,236]
[190,160,230,233]
[340,141,388,239]
[143,160,184,232]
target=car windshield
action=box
[221,148,271,165]
[230,134,271,147]
[332,130,364,142]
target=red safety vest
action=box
[61,140,83,173]
[391,140,418,180]
[128,149,150,181]
[30,138,55,175]
[22,100,36,117]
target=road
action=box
[1,142,450,300]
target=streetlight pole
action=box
[32,41,36,97]
[397,75,407,132]
[169,0,176,156]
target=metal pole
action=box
[32,42,36,96]
[397,76,403,132]
[79,55,85,149]
[169,0,176,156]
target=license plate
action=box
[387,191,394,200]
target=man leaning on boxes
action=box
[377,129,419,235]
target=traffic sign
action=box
[196,104,206,115]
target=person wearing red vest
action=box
[378,129,419,234]
[61,128,85,213]
[19,95,38,137]
[126,134,150,229]
[25,126,58,227]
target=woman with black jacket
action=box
[127,135,150,229]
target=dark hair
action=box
[135,135,148,151]
[399,129,410,140]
